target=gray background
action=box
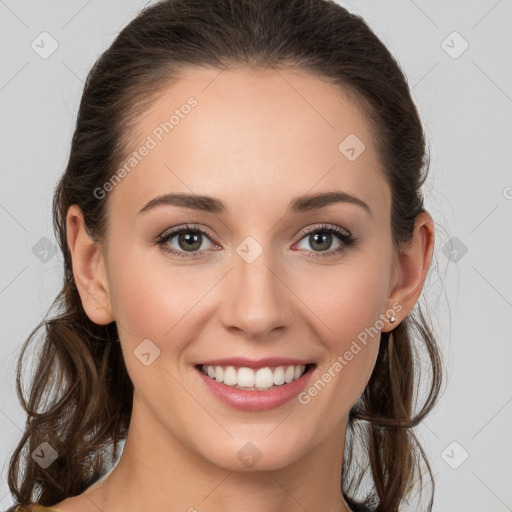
[1,1,511,511]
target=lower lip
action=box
[196,366,315,411]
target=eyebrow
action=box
[138,190,371,217]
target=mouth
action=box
[196,363,313,391]
[194,358,316,411]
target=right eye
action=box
[156,224,219,259]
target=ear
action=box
[66,204,114,325]
[382,211,435,332]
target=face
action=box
[95,67,401,471]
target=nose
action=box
[218,241,295,341]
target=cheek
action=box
[295,253,391,343]
[106,245,225,361]
[294,253,390,401]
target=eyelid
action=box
[297,223,351,239]
[158,223,217,242]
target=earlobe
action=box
[382,211,435,331]
[66,204,115,325]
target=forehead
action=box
[108,66,390,223]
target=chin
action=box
[194,431,312,473]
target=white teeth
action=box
[273,366,285,385]
[223,366,237,386]
[238,367,255,388]
[255,367,273,389]
[214,366,224,383]
[201,364,308,390]
[284,365,295,383]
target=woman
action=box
[7,0,443,511]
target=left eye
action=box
[295,229,343,252]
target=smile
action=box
[200,364,308,391]
[195,358,316,411]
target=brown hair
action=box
[7,1,443,511]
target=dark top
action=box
[348,500,377,512]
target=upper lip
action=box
[196,357,314,369]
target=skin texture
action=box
[57,67,434,512]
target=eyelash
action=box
[155,223,358,260]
